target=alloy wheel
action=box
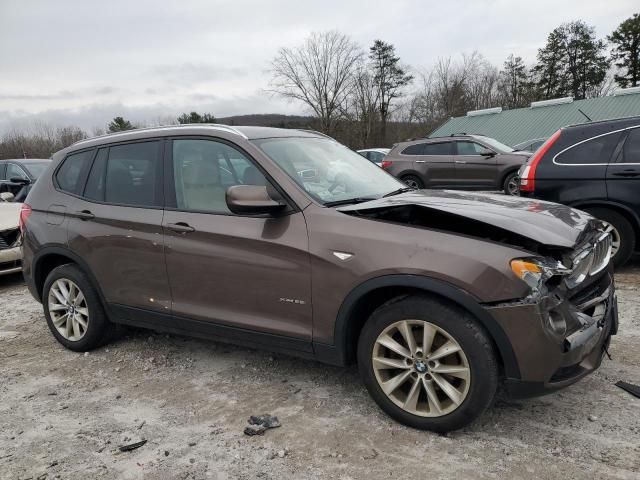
[603,222,621,258]
[506,176,520,196]
[403,178,421,189]
[48,278,89,341]
[372,319,470,417]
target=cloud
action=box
[0,0,636,134]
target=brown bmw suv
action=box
[383,134,530,195]
[21,125,618,432]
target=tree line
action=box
[1,13,638,159]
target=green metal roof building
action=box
[429,87,640,147]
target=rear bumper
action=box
[0,246,22,275]
[487,271,617,399]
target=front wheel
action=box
[401,174,424,189]
[357,295,498,432]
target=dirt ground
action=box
[1,263,639,480]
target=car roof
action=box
[67,124,326,152]
[565,115,640,131]
[358,148,390,152]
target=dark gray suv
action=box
[383,134,530,194]
[21,125,618,432]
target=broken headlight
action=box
[510,257,571,295]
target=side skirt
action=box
[108,303,324,361]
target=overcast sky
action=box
[0,0,636,134]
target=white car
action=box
[356,148,390,166]
[0,193,22,276]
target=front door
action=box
[453,141,497,188]
[162,137,313,342]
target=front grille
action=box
[590,231,612,275]
[0,228,20,249]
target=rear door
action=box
[162,137,313,343]
[66,140,171,315]
[606,126,640,216]
[453,141,497,188]
[406,141,455,187]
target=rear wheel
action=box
[401,175,424,189]
[584,207,635,268]
[43,264,113,351]
[502,171,520,196]
[357,295,498,432]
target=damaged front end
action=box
[488,224,618,397]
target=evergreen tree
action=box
[608,13,640,88]
[107,116,134,132]
[534,21,609,100]
[369,40,413,144]
[177,112,217,124]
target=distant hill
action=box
[216,114,317,129]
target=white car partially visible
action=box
[0,193,22,276]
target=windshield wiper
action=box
[382,187,415,198]
[325,197,378,207]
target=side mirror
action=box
[9,177,30,185]
[479,148,496,157]
[0,192,15,202]
[226,185,287,215]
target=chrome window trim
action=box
[552,125,640,167]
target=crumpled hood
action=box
[0,203,21,232]
[337,190,594,248]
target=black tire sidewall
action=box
[584,208,635,268]
[43,264,110,351]
[357,295,498,432]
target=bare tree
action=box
[269,31,363,135]
[344,64,380,147]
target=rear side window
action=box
[81,142,161,207]
[423,142,452,155]
[56,150,93,194]
[555,132,621,165]
[402,143,425,155]
[622,128,640,163]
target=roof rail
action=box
[449,132,468,136]
[72,123,248,147]
[298,129,334,139]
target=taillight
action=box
[520,129,561,193]
[381,160,393,169]
[19,204,32,234]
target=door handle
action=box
[455,160,467,164]
[74,210,95,220]
[611,171,640,177]
[167,222,195,234]
[415,160,426,163]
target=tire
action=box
[401,174,424,189]
[357,295,498,432]
[43,264,113,351]
[502,171,520,196]
[584,207,635,268]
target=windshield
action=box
[253,137,405,205]
[473,136,514,153]
[22,162,49,179]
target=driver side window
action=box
[172,139,269,214]
[456,142,486,155]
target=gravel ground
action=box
[0,262,639,480]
